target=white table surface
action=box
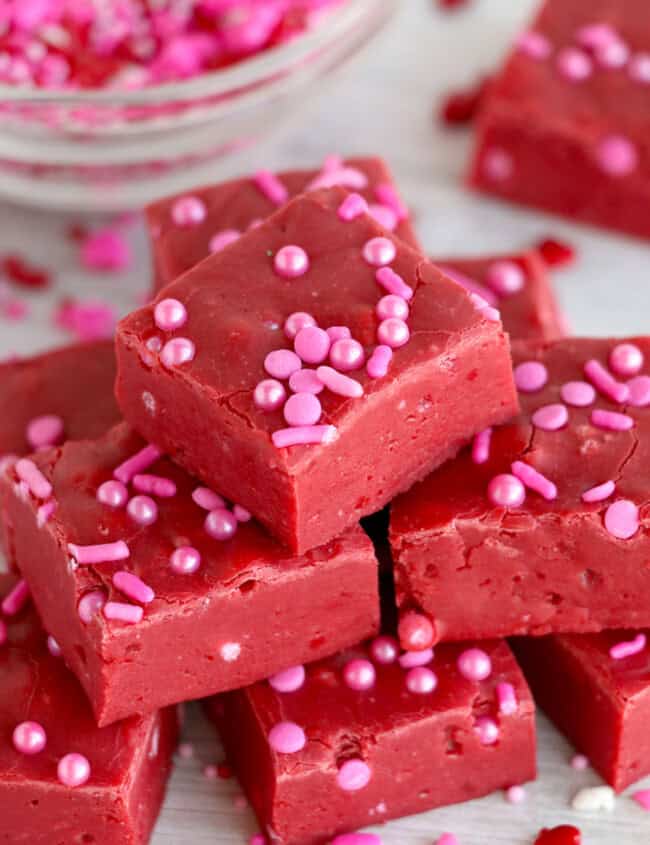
[1,1,650,842]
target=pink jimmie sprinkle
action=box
[632,790,650,811]
[436,836,460,845]
[113,571,155,604]
[316,365,363,398]
[192,487,225,510]
[440,266,498,306]
[338,193,369,221]
[363,237,396,267]
[332,836,382,845]
[272,425,338,448]
[604,500,639,539]
[15,458,52,500]
[577,22,619,50]
[514,361,548,393]
[610,633,646,660]
[398,648,434,668]
[511,460,557,501]
[375,182,409,221]
[469,292,500,322]
[26,414,64,450]
[532,403,568,431]
[1,579,30,616]
[368,203,398,231]
[591,409,634,431]
[375,266,414,300]
[233,504,251,522]
[366,345,393,378]
[132,474,177,497]
[104,602,144,624]
[68,541,129,565]
[306,165,367,191]
[584,359,630,403]
[268,721,306,754]
[472,427,492,464]
[114,444,162,484]
[37,500,57,527]
[582,480,616,503]
[209,229,240,253]
[337,758,372,791]
[253,170,288,206]
[496,682,518,715]
[81,228,131,272]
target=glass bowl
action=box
[0,0,396,211]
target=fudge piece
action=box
[438,248,566,340]
[391,336,650,642]
[0,573,177,844]
[469,0,650,240]
[148,156,420,291]
[514,630,650,792]
[207,637,536,845]
[117,188,518,554]
[1,422,379,726]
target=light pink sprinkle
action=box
[517,30,551,59]
[370,635,399,664]
[337,758,372,791]
[375,183,409,220]
[154,298,187,331]
[57,753,90,788]
[398,648,434,669]
[332,836,382,845]
[264,349,302,380]
[26,414,64,450]
[376,294,409,321]
[113,571,155,605]
[571,754,589,771]
[204,508,238,541]
[506,785,526,804]
[368,203,398,232]
[474,715,500,745]
[77,591,106,624]
[284,312,317,340]
[160,337,195,368]
[511,460,557,501]
[584,359,630,403]
[366,345,393,379]
[289,369,324,395]
[68,541,129,565]
[628,375,650,407]
[343,659,376,691]
[81,228,131,272]
[177,742,194,760]
[557,46,593,80]
[203,764,218,780]
[440,265,498,306]
[132,474,176,498]
[232,794,247,811]
[485,260,524,296]
[330,338,365,372]
[316,365,364,399]
[483,147,514,182]
[15,458,52,500]
[294,326,330,364]
[274,245,310,279]
[209,229,240,253]
[1,579,30,616]
[269,665,305,692]
[363,237,396,267]
[436,836,460,845]
[171,195,206,226]
[97,480,128,508]
[632,789,650,811]
[591,409,634,431]
[192,487,225,510]
[472,428,492,464]
[561,380,596,407]
[405,666,438,694]
[609,343,644,377]
[268,721,306,754]
[233,504,251,522]
[629,53,650,83]
[306,166,368,191]
[610,633,646,660]
[249,835,267,845]
[283,393,322,427]
[596,135,638,176]
[375,266,414,300]
[47,635,61,657]
[37,500,57,527]
[496,682,518,715]
[514,361,548,393]
[114,444,162,484]
[104,601,144,624]
[254,378,287,411]
[488,474,526,508]
[582,480,616,503]
[577,22,619,50]
[253,170,288,206]
[272,425,338,448]
[327,327,351,342]
[532,403,568,431]
[170,546,201,575]
[127,495,158,526]
[338,193,369,221]
[457,648,492,682]
[596,40,630,69]
[377,317,410,349]
[469,292,501,322]
[604,499,639,539]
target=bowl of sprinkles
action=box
[0,0,396,210]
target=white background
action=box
[1,1,650,842]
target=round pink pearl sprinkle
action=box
[514,361,548,392]
[571,754,589,771]
[561,381,596,407]
[294,326,330,365]
[628,375,650,407]
[483,147,513,182]
[57,753,91,788]
[596,135,638,176]
[609,343,644,377]
[209,229,240,253]
[532,403,568,431]
[254,378,286,412]
[47,635,62,657]
[488,474,526,508]
[370,635,399,665]
[269,665,305,693]
[377,318,409,349]
[368,203,398,231]
[283,393,322,427]
[268,721,306,754]
[170,546,201,574]
[604,500,639,540]
[327,326,351,343]
[406,667,438,694]
[264,349,302,380]
[160,337,195,368]
[289,369,323,395]
[97,479,128,508]
[249,835,266,845]
[274,245,309,278]
[362,237,396,267]
[172,196,206,226]
[517,30,551,59]
[330,338,365,372]
[205,508,238,541]
[557,47,592,80]
[506,785,526,804]
[26,414,64,450]
[127,495,158,526]
[13,721,47,755]
[78,591,106,624]
[457,648,492,682]
[337,759,372,791]
[343,659,376,691]
[486,260,524,296]
[474,716,500,745]
[376,294,409,321]
[284,312,316,340]
[398,612,435,651]
[154,298,187,331]
[629,52,650,83]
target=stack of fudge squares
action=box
[1,152,650,845]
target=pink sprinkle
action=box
[406,667,438,694]
[26,414,64,450]
[596,135,638,176]
[375,182,409,220]
[628,375,650,407]
[532,403,569,431]
[97,480,128,508]
[377,317,410,349]
[294,326,330,364]
[610,633,646,660]
[264,349,302,380]
[172,195,206,226]
[47,635,61,657]
[254,378,287,412]
[596,40,630,69]
[609,343,644,377]
[253,170,288,206]
[604,499,639,539]
[472,428,492,464]
[233,504,251,522]
[268,721,306,754]
[577,22,620,50]
[114,444,162,484]
[337,758,372,791]
[368,203,398,231]
[398,648,434,668]
[113,571,155,605]
[37,500,57,527]
[12,721,47,755]
[192,487,225,510]
[582,480,616,503]
[332,836,382,845]
[487,474,526,508]
[485,260,524,296]
[556,46,593,80]
[283,393,322,426]
[272,425,338,448]
[132,474,176,498]
[571,754,589,771]
[584,359,630,403]
[68,541,129,565]
[204,508,238,541]
[127,495,158,526]
[178,742,194,759]
[77,591,106,624]
[366,345,393,378]
[269,665,305,693]
[474,715,500,745]
[376,294,409,321]
[370,635,399,664]
[284,312,317,340]
[209,229,240,253]
[375,266,414,300]
[81,228,131,272]
[338,193,369,221]
[511,460,557,501]
[104,601,144,624]
[437,836,460,845]
[343,659,376,691]
[561,380,596,407]
[457,648,492,682]
[249,835,267,845]
[330,338,365,372]
[15,458,52,500]
[591,409,634,431]
[170,546,201,574]
[470,293,501,323]
[1,579,30,616]
[54,299,115,342]
[232,794,247,811]
[496,682,518,715]
[629,53,650,83]
[506,785,526,804]
[440,266,498,306]
[274,245,310,279]
[483,147,513,182]
[160,337,195,368]
[514,361,548,392]
[632,790,650,811]
[316,365,364,399]
[362,237,396,267]
[289,369,324,395]
[516,30,551,59]
[203,764,218,780]
[154,298,187,331]
[306,166,367,191]
[57,753,90,788]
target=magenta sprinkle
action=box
[332,835,382,845]
[307,165,367,191]
[327,327,351,343]
[582,480,616,503]
[376,294,409,321]
[584,359,630,403]
[268,721,306,754]
[160,337,195,368]
[289,369,324,395]
[369,203,397,231]
[457,648,492,682]
[15,458,52,500]
[628,375,650,407]
[283,393,322,427]
[57,753,91,788]
[268,665,305,693]
[316,365,364,399]
[517,30,552,59]
[154,298,187,331]
[209,229,240,254]
[254,378,287,412]
[113,571,155,605]
[68,541,129,565]
[474,715,500,745]
[1,578,30,616]
[192,487,225,510]
[26,414,64,450]
[132,474,177,498]
[366,345,393,378]
[97,479,128,508]
[377,317,410,349]
[37,500,57,527]
[609,343,644,377]
[338,193,369,221]
[264,349,302,380]
[370,635,399,665]
[488,474,526,508]
[127,494,158,526]
[284,312,317,340]
[77,591,106,624]
[204,508,238,541]
[610,633,646,660]
[375,266,414,300]
[604,499,639,539]
[12,721,47,755]
[274,245,310,279]
[398,648,434,669]
[170,546,201,575]
[514,361,548,392]
[440,265,499,306]
[375,182,409,220]
[114,444,162,484]
[406,666,438,694]
[496,682,518,715]
[81,228,131,271]
[591,409,634,431]
[577,22,619,49]
[485,260,524,296]
[337,759,372,791]
[632,790,650,811]
[272,425,338,448]
[233,504,252,522]
[330,338,365,372]
[511,460,557,501]
[596,135,638,176]
[556,46,593,81]
[294,326,330,364]
[343,659,376,691]
[171,196,206,226]
[104,601,144,624]
[363,237,396,267]
[253,170,288,206]
[532,403,569,431]
[470,292,501,322]
[561,380,596,407]
[472,427,492,464]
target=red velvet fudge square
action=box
[469,0,650,240]
[391,336,650,642]
[207,638,536,845]
[1,422,379,726]
[147,156,420,292]
[116,188,518,554]
[514,630,650,792]
[0,573,177,844]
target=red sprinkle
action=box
[2,255,51,289]
[536,238,577,268]
[439,77,489,126]
[534,826,581,845]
